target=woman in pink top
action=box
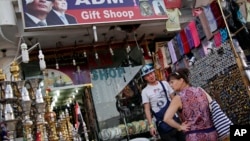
[164,68,218,141]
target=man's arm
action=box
[144,103,153,125]
[144,103,157,136]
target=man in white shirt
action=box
[141,64,185,141]
[23,0,53,27]
[47,0,77,26]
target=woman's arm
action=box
[163,95,190,131]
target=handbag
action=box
[202,88,233,139]
[152,81,180,134]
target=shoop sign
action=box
[21,0,168,28]
[91,67,125,80]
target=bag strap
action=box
[199,87,212,110]
[159,81,170,103]
[151,81,170,116]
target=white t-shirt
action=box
[141,81,174,113]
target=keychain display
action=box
[189,41,250,125]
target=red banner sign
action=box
[21,0,168,29]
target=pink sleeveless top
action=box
[179,87,218,141]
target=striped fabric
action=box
[210,100,233,139]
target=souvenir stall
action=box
[0,61,91,141]
[154,0,250,126]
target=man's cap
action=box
[141,64,154,77]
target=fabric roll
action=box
[210,1,225,28]
[198,11,213,40]
[219,28,228,44]
[168,40,177,64]
[213,31,222,48]
[184,26,194,49]
[202,5,218,32]
[172,37,182,61]
[176,33,184,56]
[195,17,206,40]
[188,20,200,47]
[180,29,191,54]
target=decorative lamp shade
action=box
[21,86,30,101]
[38,50,46,70]
[5,84,13,99]
[21,43,29,63]
[36,88,44,103]
[0,0,16,26]
[4,104,15,120]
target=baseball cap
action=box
[141,64,154,77]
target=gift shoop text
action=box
[74,0,134,20]
[81,10,134,19]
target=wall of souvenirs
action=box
[96,0,250,140]
[153,0,250,126]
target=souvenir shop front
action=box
[96,0,250,140]
[1,0,250,141]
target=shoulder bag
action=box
[201,88,233,140]
[151,81,180,134]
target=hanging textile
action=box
[202,5,218,32]
[167,40,178,64]
[195,17,206,40]
[226,0,250,49]
[179,29,191,54]
[184,26,195,49]
[213,31,222,48]
[188,20,200,47]
[198,11,213,40]
[210,1,226,28]
[176,33,185,56]
[219,28,228,44]
[165,8,182,31]
[172,37,182,61]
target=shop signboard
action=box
[21,0,168,29]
